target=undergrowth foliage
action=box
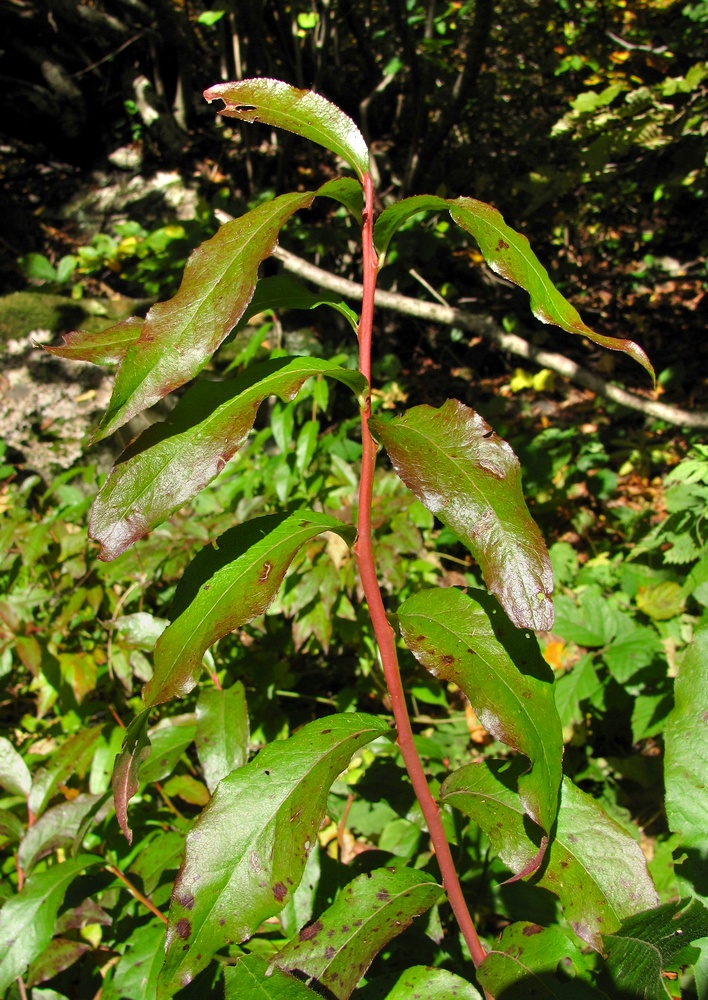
[2,79,708,999]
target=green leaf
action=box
[197,9,225,25]
[603,898,708,999]
[447,197,655,383]
[554,654,601,729]
[128,830,186,894]
[441,761,659,951]
[94,192,315,442]
[272,867,444,999]
[112,709,151,844]
[204,78,369,181]
[91,357,367,560]
[145,511,355,707]
[603,624,662,683]
[0,736,32,799]
[102,920,165,1000]
[664,625,708,841]
[18,793,102,874]
[636,581,685,621]
[0,855,99,993]
[45,317,144,365]
[113,612,169,651]
[373,194,447,263]
[371,400,553,630]
[195,682,249,794]
[357,966,483,999]
[317,177,364,224]
[239,273,359,333]
[158,713,391,997]
[224,955,319,998]
[28,727,102,820]
[476,922,597,999]
[398,588,562,838]
[139,718,197,782]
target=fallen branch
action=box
[272,246,708,429]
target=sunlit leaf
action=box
[225,955,319,998]
[28,727,102,821]
[145,511,355,707]
[357,966,483,999]
[476,922,600,999]
[664,625,708,841]
[442,760,659,951]
[603,898,708,999]
[94,192,315,441]
[0,736,32,799]
[272,867,443,999]
[195,682,249,794]
[448,197,655,383]
[91,357,367,560]
[398,587,562,838]
[158,713,391,997]
[0,855,99,992]
[45,317,144,365]
[204,78,369,180]
[372,400,554,630]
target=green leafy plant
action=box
[4,78,708,999]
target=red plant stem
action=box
[353,172,488,973]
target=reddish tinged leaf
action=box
[158,713,391,996]
[398,587,562,840]
[93,191,315,442]
[26,937,90,987]
[145,511,355,707]
[272,867,443,999]
[204,78,369,181]
[45,316,143,365]
[442,761,659,952]
[447,197,655,384]
[90,356,367,561]
[371,399,554,630]
[112,709,151,844]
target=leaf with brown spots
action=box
[225,954,320,998]
[447,197,655,385]
[366,966,483,999]
[273,867,442,997]
[91,356,367,561]
[159,713,391,996]
[398,587,562,843]
[371,400,554,631]
[476,921,597,998]
[144,511,355,707]
[442,760,658,952]
[272,867,443,999]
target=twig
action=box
[106,863,167,924]
[272,246,708,429]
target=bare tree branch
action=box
[271,246,708,429]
